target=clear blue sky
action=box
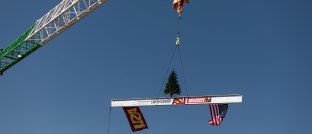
[1,0,312,134]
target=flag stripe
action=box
[210,105,215,125]
[214,105,220,126]
[209,104,218,126]
[212,105,218,126]
[209,104,213,125]
[217,105,221,125]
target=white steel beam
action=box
[26,0,107,45]
[111,94,243,107]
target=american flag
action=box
[209,104,228,126]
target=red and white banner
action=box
[123,107,148,132]
[185,97,211,104]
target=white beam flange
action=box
[111,94,243,107]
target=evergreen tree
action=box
[164,70,181,97]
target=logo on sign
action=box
[151,99,172,104]
[137,100,151,104]
[173,98,185,105]
[186,97,211,104]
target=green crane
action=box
[0,0,107,75]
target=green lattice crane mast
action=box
[0,0,107,75]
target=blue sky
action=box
[1,0,312,134]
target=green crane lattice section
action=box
[0,0,107,75]
[0,25,41,75]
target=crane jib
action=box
[0,0,108,75]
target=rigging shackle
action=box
[176,34,181,46]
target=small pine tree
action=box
[164,70,181,97]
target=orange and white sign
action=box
[186,97,211,104]
[173,98,185,105]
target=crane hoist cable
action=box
[157,0,190,97]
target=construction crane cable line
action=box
[157,13,190,97]
[157,47,177,97]
[107,107,112,134]
[178,46,189,97]
[176,15,190,97]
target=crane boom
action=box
[0,0,107,75]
